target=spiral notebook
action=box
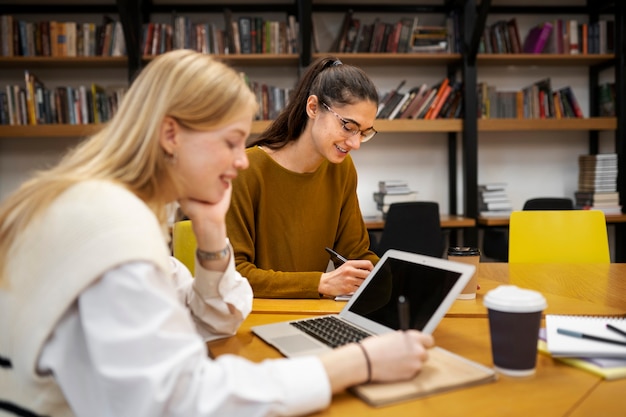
[545,315,626,358]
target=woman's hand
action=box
[320,330,435,393]
[178,185,232,272]
[318,260,374,296]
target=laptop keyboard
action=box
[290,316,370,348]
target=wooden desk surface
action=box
[365,214,475,230]
[478,213,626,226]
[208,314,620,416]
[252,263,626,317]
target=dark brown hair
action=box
[249,56,378,149]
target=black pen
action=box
[325,247,348,266]
[607,323,626,339]
[557,328,626,347]
[398,295,410,331]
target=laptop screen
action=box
[346,257,462,331]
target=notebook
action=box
[251,249,475,358]
[545,314,626,358]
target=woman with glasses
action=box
[226,57,380,299]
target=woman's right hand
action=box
[318,260,374,296]
[361,330,435,382]
[320,330,435,393]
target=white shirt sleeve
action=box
[38,259,331,417]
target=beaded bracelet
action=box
[196,245,230,261]
[356,342,371,384]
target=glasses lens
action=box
[361,129,377,143]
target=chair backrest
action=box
[376,201,445,258]
[172,220,197,275]
[509,210,610,263]
[523,197,574,211]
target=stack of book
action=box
[478,183,513,217]
[374,180,418,218]
[539,315,626,381]
[576,153,621,215]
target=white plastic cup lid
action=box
[483,285,547,313]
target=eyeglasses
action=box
[320,102,377,143]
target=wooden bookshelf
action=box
[142,53,300,67]
[312,52,462,66]
[476,53,615,67]
[0,120,273,139]
[478,117,617,132]
[0,57,128,68]
[375,119,462,133]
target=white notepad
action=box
[545,315,626,358]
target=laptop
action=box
[252,249,475,358]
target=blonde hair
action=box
[0,50,257,285]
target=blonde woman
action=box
[0,50,433,417]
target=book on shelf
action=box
[522,21,553,54]
[377,80,406,119]
[574,191,620,207]
[378,180,412,194]
[373,191,418,206]
[545,314,626,358]
[538,328,626,380]
[351,346,496,407]
[479,183,512,216]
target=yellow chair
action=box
[172,220,197,275]
[508,210,610,263]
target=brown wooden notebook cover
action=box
[351,346,497,407]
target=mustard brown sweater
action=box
[226,146,377,298]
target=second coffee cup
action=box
[447,246,480,299]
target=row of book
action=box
[376,78,463,120]
[143,13,299,57]
[0,15,125,57]
[0,69,293,125]
[1,77,125,126]
[480,18,614,55]
[374,180,418,217]
[477,78,583,119]
[246,80,292,121]
[328,11,460,54]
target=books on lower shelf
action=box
[575,154,621,214]
[478,183,512,217]
[351,346,497,407]
[375,180,418,217]
[538,328,626,380]
[544,314,626,358]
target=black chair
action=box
[523,197,574,211]
[481,197,574,262]
[372,201,445,258]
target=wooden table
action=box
[252,263,626,316]
[477,213,626,226]
[365,214,475,230]
[222,263,626,415]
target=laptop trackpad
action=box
[274,334,321,353]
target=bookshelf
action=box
[1,0,624,259]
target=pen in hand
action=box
[557,328,626,347]
[325,247,348,266]
[398,295,410,331]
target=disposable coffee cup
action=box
[447,246,480,299]
[483,285,547,377]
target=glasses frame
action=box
[320,102,377,143]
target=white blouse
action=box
[37,256,331,417]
